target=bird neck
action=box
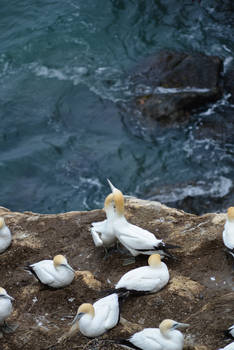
[150,263,161,269]
[160,328,173,339]
[161,328,182,341]
[105,205,115,220]
[54,264,65,271]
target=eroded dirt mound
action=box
[0,198,233,350]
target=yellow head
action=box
[148,254,161,267]
[227,207,234,221]
[104,193,114,210]
[53,255,67,267]
[113,189,125,216]
[0,217,5,230]
[72,303,95,325]
[0,287,6,295]
[159,319,189,335]
[159,319,174,334]
[77,303,95,318]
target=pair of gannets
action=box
[0,287,15,333]
[115,253,169,294]
[0,217,12,253]
[91,180,178,258]
[113,319,189,350]
[25,255,75,288]
[69,254,168,337]
[223,207,234,258]
[70,291,128,337]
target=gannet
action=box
[113,319,189,350]
[0,217,12,253]
[115,253,169,295]
[225,325,234,339]
[71,291,128,337]
[0,287,15,333]
[219,343,234,350]
[24,254,75,288]
[223,207,234,258]
[107,179,179,258]
[90,193,117,250]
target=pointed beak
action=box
[176,322,190,329]
[6,294,14,301]
[71,312,83,325]
[65,263,75,274]
[107,179,117,192]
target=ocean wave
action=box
[31,63,88,84]
[199,93,232,117]
[146,176,232,203]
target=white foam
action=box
[223,55,233,74]
[78,176,103,188]
[31,63,88,85]
[147,176,232,203]
[154,86,210,94]
[200,93,231,116]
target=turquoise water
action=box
[0,0,233,214]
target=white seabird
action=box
[223,207,234,258]
[115,253,169,295]
[107,179,179,258]
[0,287,15,333]
[113,319,189,350]
[70,291,128,337]
[90,193,117,250]
[219,342,234,350]
[24,254,75,288]
[0,217,12,253]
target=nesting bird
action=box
[107,179,179,258]
[90,193,117,250]
[115,253,169,295]
[113,319,189,350]
[24,254,75,288]
[70,291,127,337]
[0,217,12,253]
[0,287,15,333]
[223,207,234,258]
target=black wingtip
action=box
[24,264,42,283]
[100,288,130,301]
[224,329,234,340]
[116,288,130,301]
[113,339,142,350]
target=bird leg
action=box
[116,242,129,255]
[103,246,116,260]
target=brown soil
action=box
[0,198,233,350]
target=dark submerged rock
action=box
[131,51,223,123]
